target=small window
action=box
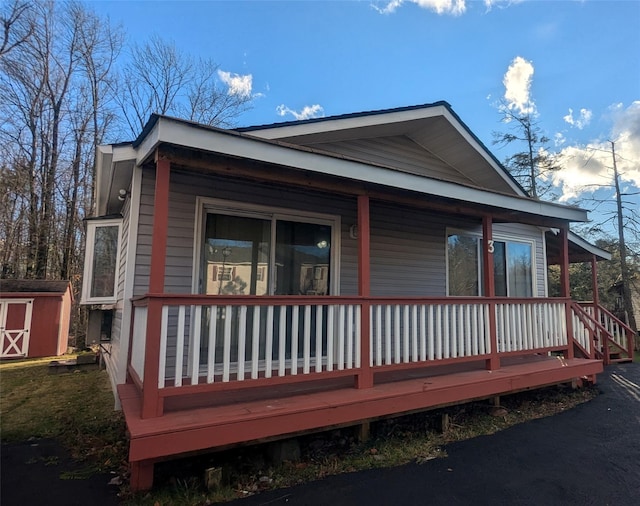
[81,218,122,304]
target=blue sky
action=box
[90,0,639,235]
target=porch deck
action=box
[119,353,602,490]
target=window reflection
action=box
[90,225,119,298]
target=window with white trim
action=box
[81,218,122,304]
[447,231,534,297]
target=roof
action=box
[0,279,72,294]
[96,102,590,225]
[238,102,527,197]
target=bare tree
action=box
[0,0,34,58]
[493,106,561,199]
[115,35,252,137]
[0,1,121,281]
[568,143,640,338]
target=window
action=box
[197,200,338,296]
[194,199,340,367]
[81,218,122,304]
[447,231,534,297]
[447,234,480,296]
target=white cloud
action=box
[502,56,535,115]
[276,104,325,121]
[373,0,520,15]
[563,108,593,130]
[372,0,466,15]
[554,101,640,201]
[484,0,522,11]
[554,132,566,147]
[217,70,253,98]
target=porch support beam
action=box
[357,195,373,389]
[591,254,601,361]
[559,226,574,359]
[591,254,600,322]
[141,154,171,418]
[482,215,499,371]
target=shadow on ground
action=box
[1,438,119,506]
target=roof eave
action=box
[136,116,588,224]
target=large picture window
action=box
[200,210,335,296]
[81,218,122,304]
[194,199,340,368]
[447,231,534,297]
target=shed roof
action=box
[0,279,71,294]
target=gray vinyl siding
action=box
[106,197,131,379]
[311,136,475,186]
[369,201,447,296]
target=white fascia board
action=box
[136,119,161,166]
[139,117,589,223]
[112,144,137,163]
[569,231,612,260]
[245,105,449,140]
[96,145,113,216]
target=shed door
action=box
[0,299,33,358]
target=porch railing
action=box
[576,302,634,363]
[129,295,586,417]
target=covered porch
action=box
[119,146,615,490]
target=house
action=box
[80,102,634,491]
[0,280,72,358]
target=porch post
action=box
[482,215,499,370]
[356,194,373,389]
[141,154,170,418]
[591,254,600,321]
[559,226,574,359]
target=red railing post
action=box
[357,300,373,388]
[559,227,574,359]
[141,297,164,417]
[356,195,373,388]
[482,216,499,370]
[141,154,170,418]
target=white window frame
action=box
[81,218,122,304]
[192,197,341,295]
[445,227,537,297]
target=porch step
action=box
[609,357,633,364]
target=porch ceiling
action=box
[546,230,612,264]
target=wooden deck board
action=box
[119,356,602,463]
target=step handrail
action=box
[571,302,607,362]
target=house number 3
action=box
[487,240,494,253]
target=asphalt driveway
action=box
[230,363,640,506]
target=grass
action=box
[0,357,598,505]
[0,356,128,473]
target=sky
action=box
[88,0,640,238]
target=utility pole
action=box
[611,141,638,338]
